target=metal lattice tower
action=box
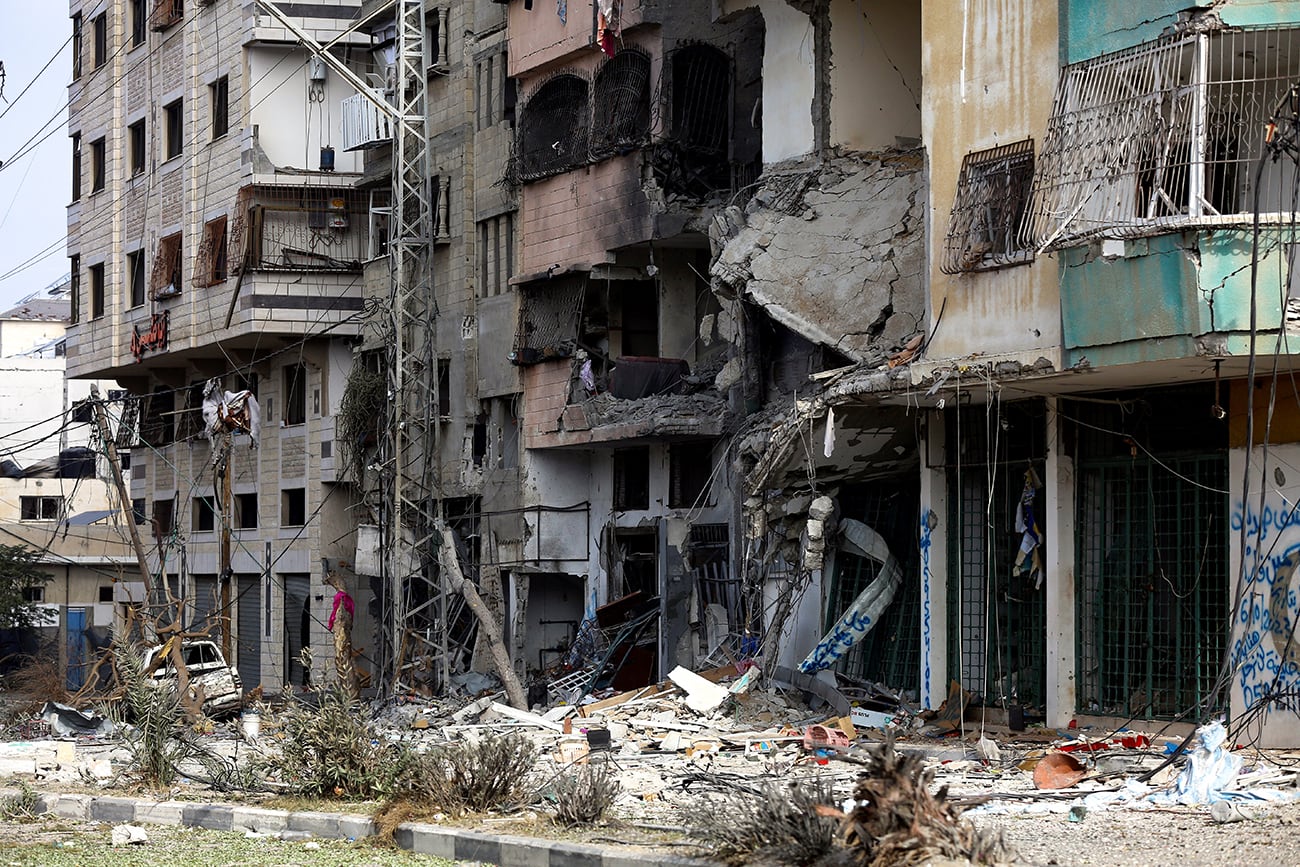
[384,0,448,696]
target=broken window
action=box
[1026,26,1300,250]
[669,442,713,509]
[72,13,83,79]
[436,357,451,419]
[163,98,183,160]
[127,250,145,308]
[150,233,182,300]
[141,387,175,447]
[281,488,306,527]
[69,255,80,324]
[613,447,650,511]
[89,262,105,319]
[129,119,146,176]
[210,75,229,139]
[194,216,228,286]
[20,496,63,521]
[193,495,216,533]
[234,493,258,529]
[669,44,730,155]
[512,274,585,364]
[591,48,651,158]
[516,74,589,181]
[941,140,1034,274]
[282,364,307,426]
[152,498,174,541]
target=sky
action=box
[0,3,73,311]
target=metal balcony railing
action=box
[341,89,394,151]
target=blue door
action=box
[65,608,88,692]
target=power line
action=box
[0,33,73,123]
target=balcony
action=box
[341,89,393,152]
[244,186,369,273]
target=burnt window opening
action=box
[472,410,488,467]
[150,233,182,300]
[669,44,730,155]
[512,274,586,365]
[283,364,307,426]
[613,447,651,511]
[669,441,714,509]
[436,358,451,419]
[591,49,651,158]
[516,74,589,181]
[193,495,216,533]
[152,497,175,540]
[235,492,258,529]
[941,139,1035,274]
[618,283,659,358]
[141,386,175,447]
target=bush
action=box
[551,761,620,826]
[687,777,842,867]
[110,638,188,788]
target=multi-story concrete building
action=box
[64,0,378,693]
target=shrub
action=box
[551,761,620,826]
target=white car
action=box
[141,640,243,718]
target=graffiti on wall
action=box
[920,509,935,708]
[1231,498,1300,712]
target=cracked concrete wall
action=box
[922,0,1062,363]
[710,151,926,365]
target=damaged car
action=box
[141,640,243,718]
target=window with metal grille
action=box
[591,49,651,158]
[516,74,589,181]
[127,250,145,308]
[669,44,730,154]
[1026,26,1300,250]
[150,233,182,300]
[512,274,585,364]
[194,216,228,286]
[129,120,146,175]
[941,140,1034,274]
[89,262,105,319]
[613,447,650,511]
[20,496,63,521]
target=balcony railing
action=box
[245,187,369,273]
[341,89,394,152]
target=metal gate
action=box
[283,574,312,687]
[1075,455,1228,718]
[237,575,262,692]
[946,401,1048,708]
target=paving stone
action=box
[134,801,187,825]
[182,803,234,831]
[231,806,290,833]
[89,796,136,823]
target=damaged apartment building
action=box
[64,0,376,691]
[722,0,1300,753]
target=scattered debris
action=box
[110,824,149,846]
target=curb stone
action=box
[13,789,713,866]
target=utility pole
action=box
[219,432,233,661]
[90,384,156,603]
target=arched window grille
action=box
[669,44,730,154]
[517,75,590,181]
[591,49,651,159]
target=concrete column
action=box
[1045,396,1077,726]
[919,409,948,710]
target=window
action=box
[90,137,106,193]
[92,13,108,70]
[592,49,651,157]
[426,10,444,71]
[477,212,514,297]
[72,13,83,79]
[163,98,183,160]
[152,497,175,539]
[21,587,45,604]
[89,262,105,319]
[670,44,730,154]
[234,493,258,529]
[150,0,184,32]
[669,442,714,508]
[124,251,144,308]
[613,447,650,511]
[1026,26,1300,250]
[132,498,147,525]
[436,358,451,418]
[941,140,1035,274]
[71,133,81,202]
[142,387,175,447]
[195,216,228,286]
[69,255,80,324]
[210,75,229,139]
[150,233,182,299]
[282,364,306,425]
[20,496,63,521]
[131,0,147,47]
[99,586,115,603]
[516,75,589,181]
[193,496,216,533]
[282,488,306,527]
[129,120,145,175]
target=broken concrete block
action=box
[714,357,741,391]
[659,731,684,752]
[699,314,716,346]
[668,666,731,714]
[809,496,834,521]
[807,519,825,542]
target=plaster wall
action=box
[721,0,815,162]
[921,0,1062,363]
[829,0,921,152]
[247,46,363,174]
